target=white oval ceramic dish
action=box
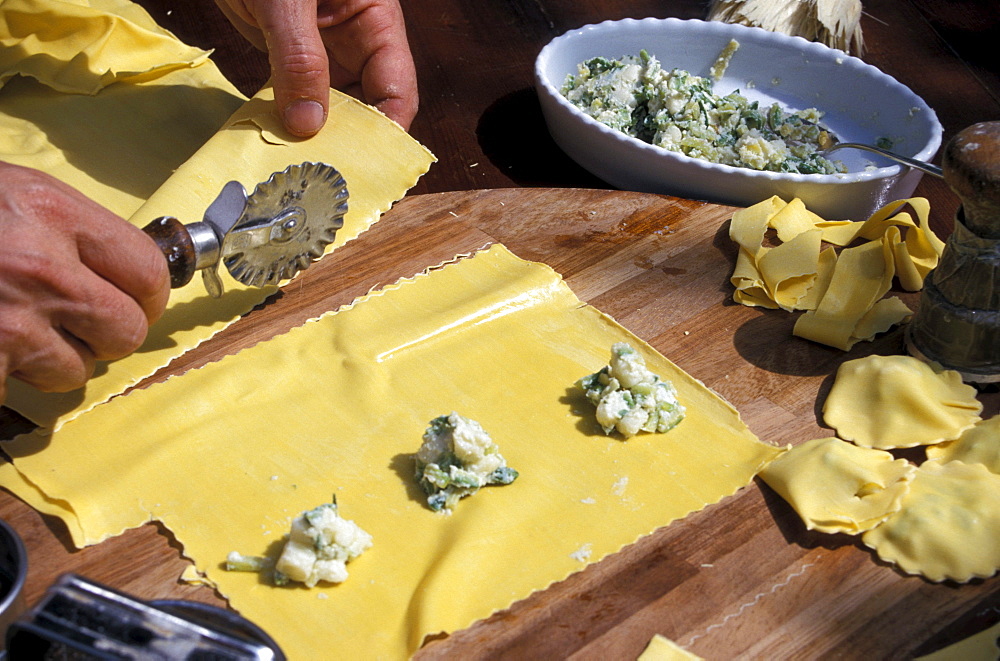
[534,18,943,220]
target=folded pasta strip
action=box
[729,195,945,350]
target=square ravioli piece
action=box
[759,436,916,534]
[862,460,1000,583]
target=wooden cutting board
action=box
[2,189,998,659]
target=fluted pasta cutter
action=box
[143,162,349,298]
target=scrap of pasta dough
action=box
[758,437,915,534]
[862,460,1000,583]
[791,246,907,351]
[638,634,704,660]
[729,196,825,311]
[823,355,982,449]
[795,198,941,350]
[926,415,1000,475]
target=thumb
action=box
[253,1,330,137]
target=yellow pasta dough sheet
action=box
[0,0,436,430]
[0,0,248,219]
[638,634,704,660]
[0,245,781,659]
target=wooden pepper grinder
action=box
[907,121,1000,383]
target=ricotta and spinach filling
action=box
[415,413,519,513]
[579,343,686,438]
[560,47,845,175]
[225,498,372,588]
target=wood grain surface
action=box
[2,189,998,659]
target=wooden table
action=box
[2,1,999,658]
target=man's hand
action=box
[216,0,418,136]
[0,162,171,404]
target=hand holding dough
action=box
[0,162,169,402]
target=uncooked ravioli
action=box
[822,355,982,449]
[926,415,1000,475]
[758,437,915,534]
[862,460,1000,583]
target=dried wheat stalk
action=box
[707,0,865,55]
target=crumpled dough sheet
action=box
[728,196,944,350]
[0,245,781,659]
[927,415,1000,474]
[861,460,1000,583]
[823,355,982,449]
[730,196,828,311]
[758,436,915,534]
[0,0,247,221]
[0,0,435,430]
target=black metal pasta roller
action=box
[906,122,1000,383]
[142,162,349,298]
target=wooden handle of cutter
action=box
[142,216,197,289]
[943,121,1000,238]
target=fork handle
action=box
[826,143,943,178]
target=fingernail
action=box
[283,99,325,136]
